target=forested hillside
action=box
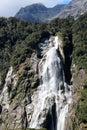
[0,13,87,129]
[0,17,50,91]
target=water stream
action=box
[29,36,71,130]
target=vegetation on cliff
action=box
[0,17,50,91]
[0,13,87,129]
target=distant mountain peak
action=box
[15,3,64,22]
[26,3,46,7]
[31,3,45,6]
[15,0,87,22]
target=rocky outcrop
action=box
[0,54,39,129]
[53,0,87,19]
[0,37,55,130]
[0,34,86,130]
[64,66,87,130]
[0,35,66,130]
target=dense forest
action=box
[0,13,87,129]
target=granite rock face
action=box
[54,0,87,19]
[0,38,54,130]
[0,36,67,130]
[0,35,87,130]
[0,53,39,129]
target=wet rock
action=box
[0,105,2,113]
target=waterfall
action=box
[29,36,72,130]
[0,67,13,110]
[0,67,18,110]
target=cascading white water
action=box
[0,67,13,110]
[29,36,71,130]
[0,67,18,110]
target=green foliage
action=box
[47,16,74,83]
[0,17,49,91]
[4,128,47,130]
[78,90,87,123]
[49,13,87,82]
[0,13,87,130]
[75,79,87,129]
[72,13,87,72]
[0,118,3,124]
[1,14,87,90]
[83,80,87,89]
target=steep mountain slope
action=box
[15,3,65,22]
[54,0,87,19]
[15,0,87,22]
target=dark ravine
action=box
[15,0,87,22]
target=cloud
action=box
[0,0,71,17]
[0,0,21,17]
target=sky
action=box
[0,0,71,17]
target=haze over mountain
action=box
[15,0,87,22]
[53,0,87,19]
[15,3,65,22]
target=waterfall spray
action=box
[29,36,72,130]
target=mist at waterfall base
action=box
[28,36,72,130]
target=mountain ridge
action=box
[15,0,87,22]
[15,3,65,22]
[53,0,87,19]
